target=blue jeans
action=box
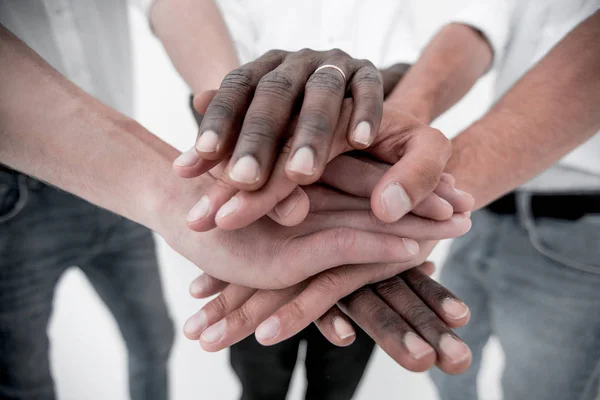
[431,194,600,400]
[0,170,174,400]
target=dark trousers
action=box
[0,170,174,400]
[230,324,375,400]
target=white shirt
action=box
[455,0,600,193]
[0,0,152,117]
[216,0,419,68]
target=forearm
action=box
[0,26,204,231]
[387,23,492,123]
[447,11,600,208]
[149,0,240,93]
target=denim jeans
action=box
[0,169,174,400]
[431,193,600,400]
[230,324,375,400]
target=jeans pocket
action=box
[528,215,600,273]
[0,175,28,224]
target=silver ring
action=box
[314,64,346,81]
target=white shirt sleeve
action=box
[215,0,258,65]
[452,0,518,70]
[129,0,154,17]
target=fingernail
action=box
[439,197,452,208]
[187,195,210,222]
[454,187,468,196]
[404,238,420,255]
[215,196,240,221]
[404,332,434,360]
[440,334,471,364]
[189,275,209,297]
[256,316,279,341]
[352,121,372,146]
[274,189,301,218]
[201,319,226,343]
[381,183,411,221]
[287,147,315,176]
[451,212,470,224]
[174,147,200,167]
[229,155,260,184]
[183,310,207,335]
[442,298,470,320]
[333,317,355,339]
[196,130,219,153]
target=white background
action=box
[48,1,505,399]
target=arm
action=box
[447,11,600,208]
[149,0,240,93]
[386,23,492,124]
[0,25,448,289]
[0,25,178,231]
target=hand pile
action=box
[170,49,475,374]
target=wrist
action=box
[110,121,211,234]
[142,161,212,236]
[384,95,435,124]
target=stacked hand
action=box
[169,49,475,374]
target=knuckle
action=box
[374,277,405,298]
[221,67,255,91]
[241,114,279,146]
[298,109,332,137]
[355,65,383,86]
[257,69,296,98]
[412,159,443,189]
[297,47,316,57]
[286,298,307,321]
[262,49,287,60]
[404,303,440,328]
[402,270,448,303]
[328,48,349,58]
[329,227,358,253]
[341,286,372,308]
[312,271,344,298]
[207,98,235,120]
[229,306,254,328]
[372,307,403,333]
[209,294,229,315]
[307,70,346,93]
